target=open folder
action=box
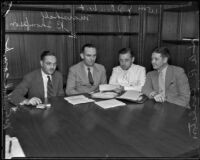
[116,90,147,103]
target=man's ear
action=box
[80,53,84,59]
[40,60,43,67]
[163,57,168,63]
[132,57,135,63]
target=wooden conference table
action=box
[7,95,199,158]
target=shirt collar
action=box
[41,69,52,79]
[158,64,168,73]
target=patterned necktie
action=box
[88,67,94,85]
[47,76,54,97]
[158,71,165,96]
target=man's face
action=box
[81,47,97,66]
[119,52,134,70]
[40,55,57,75]
[151,52,167,70]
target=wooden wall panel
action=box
[6,35,73,81]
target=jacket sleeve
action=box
[65,67,79,95]
[100,66,107,84]
[166,68,191,108]
[9,75,30,105]
[141,72,155,98]
[57,73,65,96]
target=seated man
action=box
[10,51,64,106]
[66,44,107,95]
[109,48,146,91]
[142,47,190,107]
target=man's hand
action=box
[114,85,124,94]
[149,91,158,99]
[20,97,42,106]
[153,93,165,103]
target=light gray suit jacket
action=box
[66,61,107,95]
[142,65,191,108]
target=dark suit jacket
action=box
[10,69,64,105]
[142,65,191,108]
[66,61,107,95]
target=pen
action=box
[9,140,12,154]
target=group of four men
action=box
[9,44,191,108]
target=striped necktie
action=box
[47,76,54,97]
[88,67,94,85]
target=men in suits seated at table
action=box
[66,44,107,95]
[142,47,190,108]
[10,51,64,106]
[109,48,146,92]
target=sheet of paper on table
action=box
[5,135,26,159]
[95,99,126,109]
[117,90,143,101]
[99,84,120,92]
[64,95,95,105]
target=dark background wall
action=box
[4,2,199,102]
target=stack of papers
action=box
[99,84,120,92]
[117,90,143,101]
[95,99,126,109]
[91,91,118,99]
[5,135,26,159]
[64,95,95,105]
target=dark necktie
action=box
[88,67,94,85]
[47,76,54,97]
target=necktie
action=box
[47,76,54,97]
[158,71,165,96]
[88,68,94,85]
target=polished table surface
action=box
[7,96,199,157]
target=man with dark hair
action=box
[142,47,190,107]
[66,43,107,95]
[10,51,64,106]
[109,48,146,91]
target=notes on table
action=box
[117,90,143,101]
[95,99,126,109]
[99,84,120,92]
[5,135,26,159]
[64,95,95,105]
[91,91,118,99]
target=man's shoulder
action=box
[169,65,184,73]
[69,62,82,71]
[146,70,157,77]
[94,63,105,70]
[54,70,62,78]
[24,69,41,78]
[132,64,145,71]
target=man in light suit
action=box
[10,51,64,106]
[142,47,190,108]
[66,44,107,95]
[109,48,146,91]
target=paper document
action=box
[64,95,95,105]
[95,99,126,109]
[91,91,118,99]
[5,135,26,159]
[99,84,120,92]
[117,90,142,101]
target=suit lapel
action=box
[153,71,159,92]
[93,64,99,85]
[37,70,45,98]
[80,62,88,84]
[165,65,173,89]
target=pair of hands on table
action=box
[20,97,42,106]
[150,91,166,103]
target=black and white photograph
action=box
[1,0,199,159]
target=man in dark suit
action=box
[142,47,190,108]
[66,44,107,95]
[10,51,64,106]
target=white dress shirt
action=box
[41,69,52,98]
[158,65,168,96]
[109,64,146,91]
[84,65,94,77]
